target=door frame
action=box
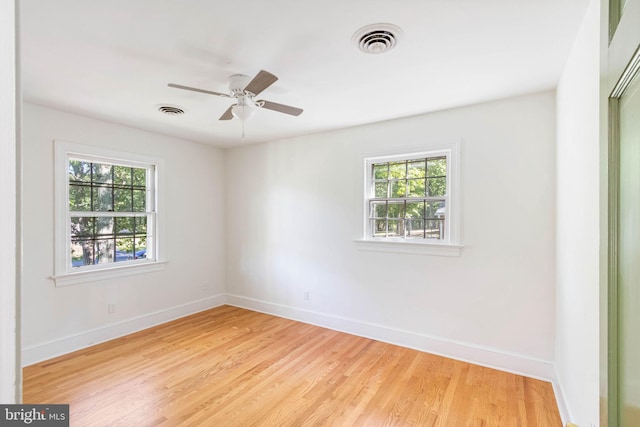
[0,0,19,404]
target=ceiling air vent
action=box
[353,23,402,54]
[157,105,185,116]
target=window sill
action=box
[354,239,463,256]
[51,261,167,287]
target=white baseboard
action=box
[226,294,557,382]
[21,294,226,366]
[552,366,572,426]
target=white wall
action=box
[21,103,226,364]
[0,0,19,404]
[225,91,557,377]
[555,0,601,425]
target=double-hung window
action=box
[369,155,447,240]
[53,141,165,286]
[361,142,461,255]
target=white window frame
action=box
[52,140,166,286]
[356,140,462,256]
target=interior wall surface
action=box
[225,91,557,372]
[21,103,227,364]
[555,0,601,425]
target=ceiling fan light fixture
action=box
[231,103,254,120]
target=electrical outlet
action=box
[304,291,310,301]
[203,280,208,290]
[108,303,116,314]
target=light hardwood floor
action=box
[23,306,562,426]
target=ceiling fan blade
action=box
[258,100,303,116]
[243,70,278,96]
[168,83,229,97]
[219,105,234,120]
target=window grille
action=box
[67,159,155,269]
[368,155,447,240]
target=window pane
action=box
[95,239,114,264]
[425,219,444,240]
[370,201,387,218]
[390,180,406,198]
[133,168,146,186]
[427,158,446,177]
[372,219,387,237]
[373,163,388,180]
[71,238,94,268]
[113,166,132,186]
[96,217,114,237]
[425,201,445,219]
[135,217,148,259]
[406,201,424,218]
[387,201,405,218]
[115,217,134,236]
[68,160,91,182]
[114,188,132,212]
[387,219,403,237]
[69,184,91,211]
[136,216,147,233]
[93,163,113,183]
[407,160,426,178]
[375,182,388,198]
[134,243,147,259]
[93,187,113,211]
[135,229,148,259]
[389,162,406,179]
[115,238,134,262]
[406,219,425,238]
[133,190,146,212]
[407,178,426,197]
[427,177,446,197]
[71,217,95,237]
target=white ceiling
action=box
[20,0,589,148]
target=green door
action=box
[616,65,640,426]
[608,1,640,425]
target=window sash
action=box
[67,212,156,272]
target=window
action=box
[369,155,447,240]
[53,141,165,286]
[359,142,461,255]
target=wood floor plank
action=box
[23,306,562,426]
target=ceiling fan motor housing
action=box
[229,74,252,95]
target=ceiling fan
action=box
[168,70,303,121]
